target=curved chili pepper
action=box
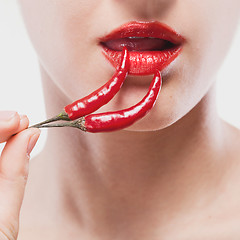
[64,46,130,120]
[82,70,161,132]
[38,70,162,132]
[31,47,129,128]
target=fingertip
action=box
[25,127,41,137]
[27,129,41,156]
[17,115,30,131]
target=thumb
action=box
[0,128,40,239]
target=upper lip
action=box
[98,20,185,47]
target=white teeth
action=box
[128,37,145,39]
[128,37,155,39]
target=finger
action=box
[0,128,40,223]
[0,111,29,143]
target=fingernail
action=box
[27,131,41,156]
[19,115,29,130]
[0,111,17,122]
[20,115,27,123]
[20,114,27,120]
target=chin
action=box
[123,108,181,132]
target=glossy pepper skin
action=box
[64,47,130,120]
[81,70,162,133]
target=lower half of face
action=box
[18,0,240,131]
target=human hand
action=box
[0,111,40,240]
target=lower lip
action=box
[101,46,182,76]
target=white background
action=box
[0,0,240,157]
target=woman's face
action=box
[18,0,240,131]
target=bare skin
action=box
[1,0,240,239]
[17,73,240,240]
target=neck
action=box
[39,66,227,239]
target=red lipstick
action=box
[99,21,185,76]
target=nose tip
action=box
[113,0,177,19]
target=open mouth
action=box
[99,21,185,76]
[100,37,175,52]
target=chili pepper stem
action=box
[30,117,87,132]
[29,110,70,128]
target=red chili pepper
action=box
[64,46,130,120]
[33,71,161,132]
[82,70,161,132]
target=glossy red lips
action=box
[99,21,185,75]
